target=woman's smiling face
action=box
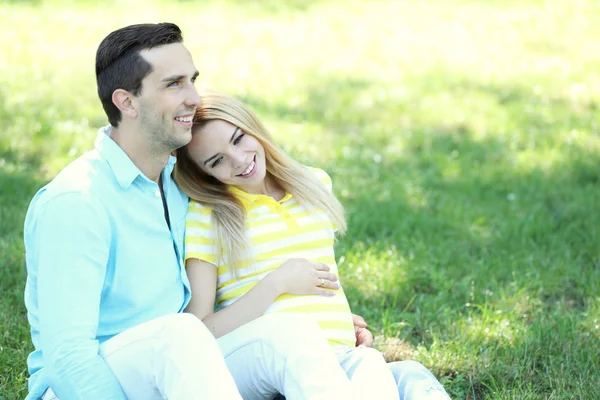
[186,119,267,192]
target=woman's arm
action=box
[185,257,339,338]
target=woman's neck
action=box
[235,174,286,201]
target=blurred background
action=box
[1,0,599,398]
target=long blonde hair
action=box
[174,91,346,275]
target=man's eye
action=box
[168,81,180,88]
[211,157,223,168]
[233,134,245,145]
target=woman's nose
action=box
[231,152,246,170]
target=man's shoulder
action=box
[24,149,113,235]
[32,149,111,207]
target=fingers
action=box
[314,275,340,290]
[316,271,338,283]
[352,314,368,328]
[314,288,336,297]
[356,327,374,347]
[311,262,330,272]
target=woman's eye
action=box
[233,133,245,145]
[211,157,223,168]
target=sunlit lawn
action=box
[1,0,599,398]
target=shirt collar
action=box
[95,126,177,189]
[227,185,292,210]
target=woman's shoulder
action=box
[305,166,333,189]
[186,199,213,219]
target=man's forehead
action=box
[140,43,196,79]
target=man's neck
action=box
[109,126,170,183]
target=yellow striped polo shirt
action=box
[184,168,356,348]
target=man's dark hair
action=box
[96,23,183,127]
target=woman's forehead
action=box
[190,120,238,153]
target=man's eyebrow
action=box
[161,71,199,83]
[203,128,240,166]
[161,74,186,83]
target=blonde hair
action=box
[174,91,346,275]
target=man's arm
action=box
[33,193,126,399]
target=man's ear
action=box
[112,89,138,119]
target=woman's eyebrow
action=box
[229,127,240,144]
[204,127,241,165]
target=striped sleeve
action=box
[306,167,338,231]
[306,167,333,192]
[184,200,218,264]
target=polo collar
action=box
[227,186,292,210]
[95,126,177,189]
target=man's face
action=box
[134,43,201,152]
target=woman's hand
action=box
[266,258,340,297]
[352,314,374,347]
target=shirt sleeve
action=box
[33,192,127,400]
[184,200,218,264]
[307,167,333,192]
[306,167,338,231]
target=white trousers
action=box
[219,313,397,400]
[43,313,241,400]
[334,346,399,400]
[43,313,396,400]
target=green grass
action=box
[1,0,600,398]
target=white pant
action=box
[43,313,241,400]
[334,346,399,400]
[218,313,397,400]
[44,313,393,400]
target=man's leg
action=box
[388,360,451,400]
[43,313,242,400]
[335,347,399,400]
[217,313,354,400]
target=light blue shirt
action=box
[23,127,191,400]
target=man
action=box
[23,23,356,400]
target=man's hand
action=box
[352,314,374,348]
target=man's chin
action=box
[173,130,193,150]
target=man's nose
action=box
[185,85,202,107]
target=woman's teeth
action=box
[240,160,255,176]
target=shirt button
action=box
[154,190,161,198]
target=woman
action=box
[174,91,448,400]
